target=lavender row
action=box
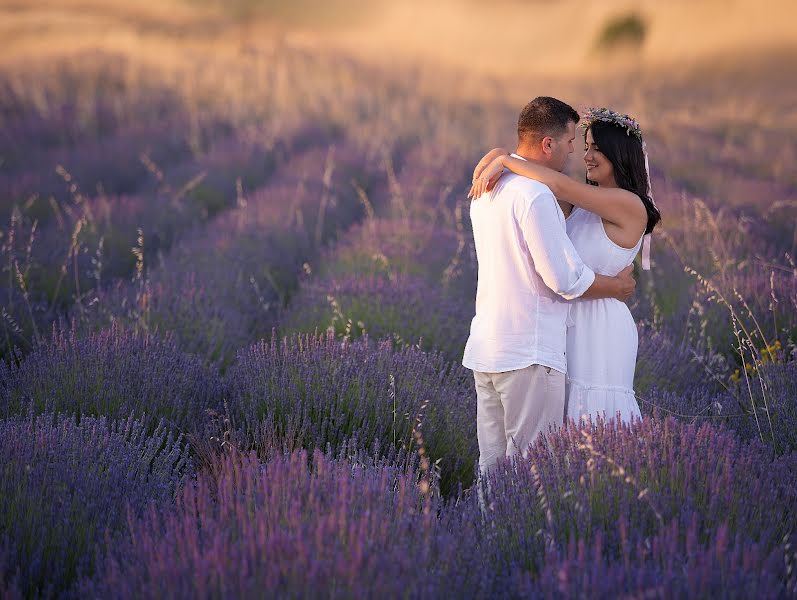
[281,271,473,362]
[77,416,797,598]
[278,147,478,361]
[1,53,193,184]
[0,123,342,358]
[639,360,797,455]
[71,140,390,369]
[79,448,472,599]
[474,413,797,597]
[223,331,478,497]
[0,411,192,599]
[0,322,222,432]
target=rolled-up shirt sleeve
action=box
[519,193,595,300]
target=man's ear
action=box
[541,136,554,157]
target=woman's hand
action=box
[472,147,509,182]
[468,156,506,199]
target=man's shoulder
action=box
[493,174,562,223]
[496,173,555,201]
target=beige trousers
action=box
[474,363,566,474]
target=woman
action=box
[468,108,661,426]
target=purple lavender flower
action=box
[281,272,473,361]
[72,140,388,369]
[513,520,788,598]
[0,322,223,433]
[0,411,192,598]
[467,414,797,592]
[80,448,489,599]
[224,331,477,496]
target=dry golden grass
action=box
[213,0,797,78]
[4,0,796,76]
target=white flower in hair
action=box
[580,107,643,141]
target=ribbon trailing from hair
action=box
[641,233,652,270]
[641,141,656,271]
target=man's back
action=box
[462,171,592,374]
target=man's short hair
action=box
[517,96,580,144]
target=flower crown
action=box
[580,107,643,141]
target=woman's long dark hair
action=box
[585,120,661,234]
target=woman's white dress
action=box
[565,207,643,425]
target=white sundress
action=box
[564,207,644,425]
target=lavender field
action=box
[1,0,797,597]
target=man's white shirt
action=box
[462,155,596,374]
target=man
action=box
[462,96,635,477]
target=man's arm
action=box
[519,192,594,300]
[582,266,635,301]
[520,193,635,301]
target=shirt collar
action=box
[510,153,528,162]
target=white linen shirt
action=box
[462,155,596,374]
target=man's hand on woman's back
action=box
[613,264,636,301]
[581,264,636,301]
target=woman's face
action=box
[584,128,615,186]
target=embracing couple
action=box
[462,96,661,476]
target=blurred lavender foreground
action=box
[1,0,797,597]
